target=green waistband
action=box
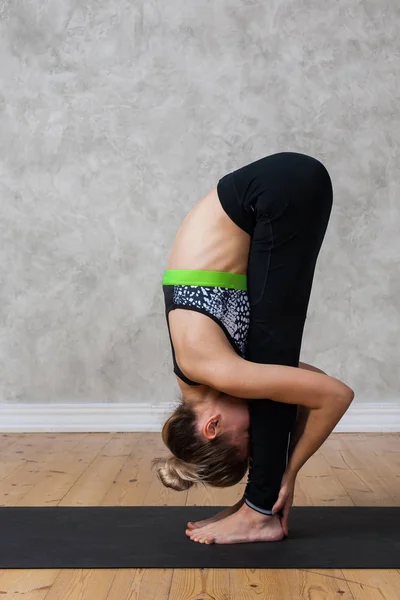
[162,269,247,291]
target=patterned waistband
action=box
[162,269,247,291]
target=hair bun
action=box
[155,456,196,491]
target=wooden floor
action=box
[0,432,399,599]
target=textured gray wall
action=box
[0,0,399,406]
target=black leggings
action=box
[217,152,333,515]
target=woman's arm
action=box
[285,399,352,477]
[180,338,354,478]
[289,361,325,451]
[298,361,326,375]
[183,345,353,409]
[289,405,310,455]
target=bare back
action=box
[166,188,250,273]
[165,188,251,394]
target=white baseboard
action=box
[0,401,399,433]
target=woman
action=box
[153,152,354,545]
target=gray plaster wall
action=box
[0,1,399,407]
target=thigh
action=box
[246,152,333,366]
[243,152,333,512]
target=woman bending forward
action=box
[153,152,354,544]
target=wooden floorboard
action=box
[0,432,398,599]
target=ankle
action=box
[241,502,275,522]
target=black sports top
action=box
[162,272,250,385]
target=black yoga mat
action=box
[1,506,399,569]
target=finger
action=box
[272,502,282,514]
[282,516,288,537]
[279,502,287,536]
[282,503,290,537]
[272,493,285,514]
[277,511,285,535]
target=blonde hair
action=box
[152,397,249,491]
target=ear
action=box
[203,415,219,440]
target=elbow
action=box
[340,385,355,406]
[328,374,354,406]
[325,380,354,410]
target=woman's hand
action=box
[272,470,296,537]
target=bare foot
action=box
[187,498,244,530]
[185,502,284,544]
